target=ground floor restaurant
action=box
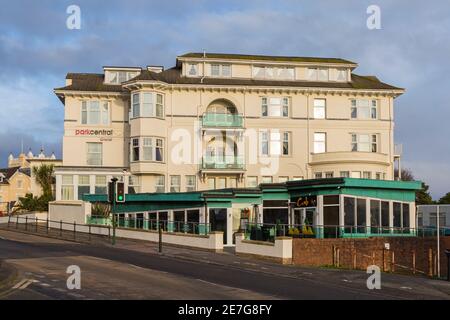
[83,178,422,246]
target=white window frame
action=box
[351,100,378,120]
[130,92,164,119]
[313,133,326,154]
[131,137,164,162]
[261,97,290,118]
[187,64,198,76]
[351,133,378,153]
[253,66,295,80]
[61,175,74,200]
[185,175,196,192]
[307,68,329,81]
[86,143,102,166]
[210,64,231,77]
[313,99,326,119]
[246,176,258,188]
[170,175,181,193]
[155,175,165,193]
[81,101,110,125]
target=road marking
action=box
[39,283,51,287]
[12,279,29,289]
[243,262,258,266]
[15,279,38,290]
[342,279,352,283]
[400,286,412,290]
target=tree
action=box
[438,192,450,204]
[14,193,51,213]
[32,164,54,198]
[399,168,434,205]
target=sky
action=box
[0,0,449,199]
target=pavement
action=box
[0,224,449,300]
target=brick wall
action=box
[293,237,450,278]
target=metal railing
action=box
[243,222,450,243]
[87,215,210,236]
[201,155,245,170]
[202,112,244,128]
[3,214,107,242]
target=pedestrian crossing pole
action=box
[110,177,118,246]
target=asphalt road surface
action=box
[0,229,449,300]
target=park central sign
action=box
[75,129,113,136]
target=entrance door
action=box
[323,206,340,238]
[209,208,227,244]
[293,207,317,237]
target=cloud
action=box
[0,0,449,199]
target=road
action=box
[0,229,449,300]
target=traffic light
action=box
[116,182,125,203]
[107,182,115,203]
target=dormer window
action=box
[211,64,231,77]
[187,64,198,76]
[307,67,329,81]
[105,70,140,84]
[253,66,295,80]
[336,68,347,82]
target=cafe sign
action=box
[296,196,317,208]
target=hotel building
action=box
[54,52,405,201]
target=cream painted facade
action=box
[54,52,404,201]
[0,151,61,213]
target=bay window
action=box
[130,137,164,162]
[81,101,110,125]
[130,92,164,119]
[351,134,378,152]
[351,100,377,119]
[132,138,140,161]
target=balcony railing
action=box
[202,113,244,128]
[201,155,245,170]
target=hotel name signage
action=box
[75,129,113,136]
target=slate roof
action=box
[178,52,357,65]
[55,67,402,92]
